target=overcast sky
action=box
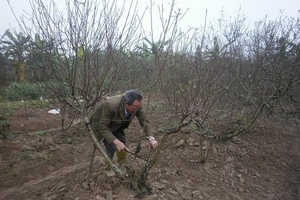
[1,0,299,36]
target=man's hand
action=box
[113,139,129,152]
[148,136,158,149]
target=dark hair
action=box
[124,90,143,105]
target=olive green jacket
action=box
[91,94,153,144]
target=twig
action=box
[86,146,97,182]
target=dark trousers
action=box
[103,129,126,159]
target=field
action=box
[0,105,300,200]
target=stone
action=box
[96,195,105,200]
[170,189,179,196]
[174,182,184,194]
[49,145,56,151]
[192,190,201,197]
[152,181,166,190]
[104,169,116,177]
[21,145,34,152]
[82,182,90,190]
[186,137,195,146]
[175,139,185,147]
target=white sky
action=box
[1,0,299,37]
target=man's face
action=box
[125,100,142,114]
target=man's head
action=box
[124,90,143,114]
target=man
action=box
[91,90,158,176]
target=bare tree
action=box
[9,0,299,196]
[119,0,191,196]
[9,0,191,196]
[151,11,300,162]
[11,0,145,187]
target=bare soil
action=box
[0,106,300,200]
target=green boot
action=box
[116,151,127,167]
[104,160,116,177]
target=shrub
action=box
[0,82,49,101]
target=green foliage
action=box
[1,82,49,101]
[0,30,31,82]
[156,125,167,133]
[234,110,245,123]
[27,99,50,108]
[0,100,17,119]
[39,152,54,161]
[0,118,9,127]
[0,99,50,119]
[36,131,47,136]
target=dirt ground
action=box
[0,106,300,200]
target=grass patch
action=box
[36,131,47,136]
[0,99,51,109]
[40,153,54,161]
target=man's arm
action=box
[92,101,128,151]
[92,102,117,144]
[136,107,153,136]
[136,108,158,149]
[91,107,103,141]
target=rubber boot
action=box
[104,160,116,177]
[116,151,127,167]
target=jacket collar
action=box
[118,95,126,120]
